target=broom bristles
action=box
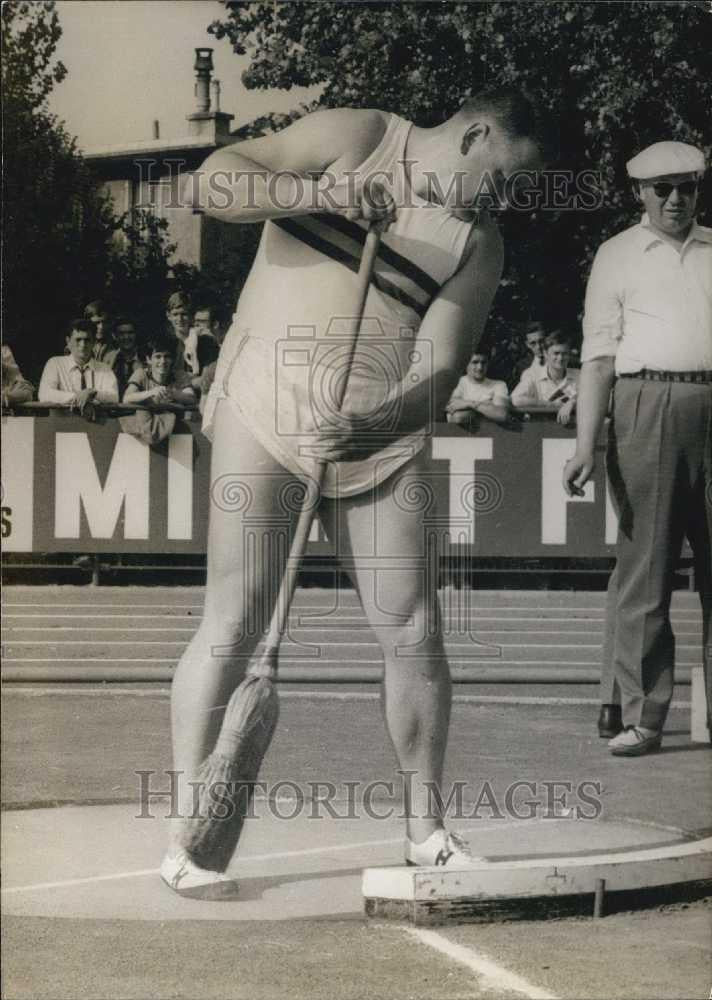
[213,675,278,758]
[179,673,280,872]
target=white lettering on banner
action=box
[541,439,594,544]
[1,417,34,551]
[431,437,493,545]
[55,433,150,539]
[167,434,193,540]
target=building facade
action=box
[84,49,241,270]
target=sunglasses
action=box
[650,181,698,198]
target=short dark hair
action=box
[84,300,106,318]
[68,319,95,337]
[114,316,136,331]
[460,88,559,163]
[544,330,569,350]
[146,334,178,359]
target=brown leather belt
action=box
[618,369,712,384]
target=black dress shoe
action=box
[598,704,623,738]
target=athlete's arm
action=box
[395,212,505,434]
[188,109,395,225]
[314,213,504,460]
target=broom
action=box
[179,218,384,872]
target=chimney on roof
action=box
[187,49,234,144]
[193,48,213,113]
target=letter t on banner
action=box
[541,439,593,544]
[431,437,494,545]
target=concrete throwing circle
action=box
[2,799,704,922]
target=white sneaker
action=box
[160,850,239,900]
[405,829,486,868]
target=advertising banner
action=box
[1,414,616,557]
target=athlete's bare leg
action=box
[168,401,299,851]
[320,451,450,845]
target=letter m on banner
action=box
[55,433,150,539]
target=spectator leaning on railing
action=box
[38,319,119,412]
[189,303,226,397]
[165,291,193,372]
[104,318,144,398]
[508,319,546,390]
[2,344,34,406]
[165,293,225,379]
[84,300,114,362]
[511,330,578,425]
[123,334,197,407]
[120,334,197,445]
[445,350,510,427]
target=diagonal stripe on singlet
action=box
[318,214,441,299]
[273,216,435,318]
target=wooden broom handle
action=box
[251,223,383,677]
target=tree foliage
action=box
[2,1,176,380]
[209,1,712,372]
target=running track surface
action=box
[2,585,710,1000]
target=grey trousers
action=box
[600,378,712,730]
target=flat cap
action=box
[626,141,706,180]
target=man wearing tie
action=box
[39,319,119,410]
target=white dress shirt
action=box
[581,216,712,372]
[511,366,578,406]
[38,355,119,404]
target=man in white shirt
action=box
[512,331,578,424]
[563,141,711,755]
[446,351,510,426]
[166,293,219,376]
[39,319,119,410]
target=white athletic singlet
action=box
[202,114,473,497]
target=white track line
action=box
[3,606,700,619]
[2,627,610,637]
[0,687,692,708]
[2,837,403,895]
[401,926,559,1000]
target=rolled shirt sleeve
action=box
[581,241,623,364]
[38,358,76,404]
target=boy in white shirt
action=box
[445,351,510,426]
[512,330,578,424]
[39,319,119,411]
